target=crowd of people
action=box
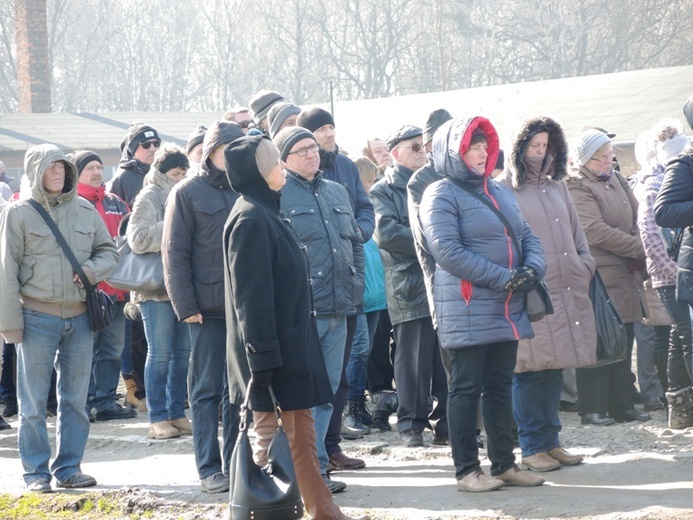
[1,89,693,518]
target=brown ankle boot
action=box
[123,376,147,413]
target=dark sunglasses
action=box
[237,120,255,129]
[399,142,424,153]
[140,140,161,150]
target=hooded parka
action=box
[497,117,597,372]
[0,145,118,343]
[420,117,547,350]
[224,136,332,413]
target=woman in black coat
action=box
[223,135,367,520]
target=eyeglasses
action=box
[48,161,66,170]
[237,120,255,129]
[589,152,614,164]
[140,140,161,150]
[398,143,424,153]
[288,144,320,157]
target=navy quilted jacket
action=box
[281,170,365,316]
[420,117,546,349]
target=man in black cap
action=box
[185,125,207,176]
[109,122,161,207]
[370,124,448,447]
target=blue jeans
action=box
[444,341,517,479]
[89,300,126,412]
[17,310,92,485]
[188,319,238,479]
[140,300,191,423]
[512,369,563,457]
[346,314,370,400]
[311,315,346,474]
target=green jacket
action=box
[0,144,119,343]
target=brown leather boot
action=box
[148,421,181,440]
[123,376,147,413]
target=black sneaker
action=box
[2,396,17,417]
[95,404,137,421]
[0,416,11,431]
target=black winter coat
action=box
[653,149,693,303]
[162,169,238,321]
[109,162,148,208]
[223,136,332,412]
[319,147,375,242]
[370,163,430,325]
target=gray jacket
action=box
[280,170,364,316]
[0,144,118,343]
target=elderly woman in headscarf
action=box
[566,129,651,426]
[497,116,596,472]
[631,119,693,428]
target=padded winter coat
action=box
[421,117,546,350]
[280,170,364,317]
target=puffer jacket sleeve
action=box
[370,182,416,257]
[226,217,283,373]
[128,189,164,254]
[162,184,199,321]
[421,184,513,291]
[569,178,645,260]
[654,154,693,228]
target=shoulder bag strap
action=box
[27,199,96,293]
[445,177,524,265]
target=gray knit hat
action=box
[249,90,285,123]
[268,102,301,139]
[273,126,316,162]
[572,129,611,167]
[255,138,281,179]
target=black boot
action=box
[0,416,11,431]
[372,390,397,432]
[2,396,17,418]
[666,386,693,429]
[343,399,370,435]
[354,396,373,427]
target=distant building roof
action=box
[1,65,691,161]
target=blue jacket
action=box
[420,117,546,349]
[363,239,387,313]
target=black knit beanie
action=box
[126,123,159,155]
[186,125,207,154]
[297,108,335,133]
[69,150,102,175]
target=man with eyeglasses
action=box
[109,123,161,208]
[223,107,255,134]
[273,126,365,494]
[370,125,448,448]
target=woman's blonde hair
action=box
[354,157,378,187]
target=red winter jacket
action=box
[78,183,129,301]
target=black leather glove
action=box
[251,369,274,388]
[504,267,540,292]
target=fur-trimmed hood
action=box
[508,117,568,189]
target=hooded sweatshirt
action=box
[0,144,119,343]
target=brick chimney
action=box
[15,0,52,113]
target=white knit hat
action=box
[656,133,690,167]
[572,129,611,167]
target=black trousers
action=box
[576,322,636,416]
[367,311,396,393]
[392,316,448,435]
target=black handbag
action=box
[229,385,303,520]
[106,236,165,293]
[448,179,553,322]
[28,199,113,332]
[583,270,628,368]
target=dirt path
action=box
[1,405,693,519]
